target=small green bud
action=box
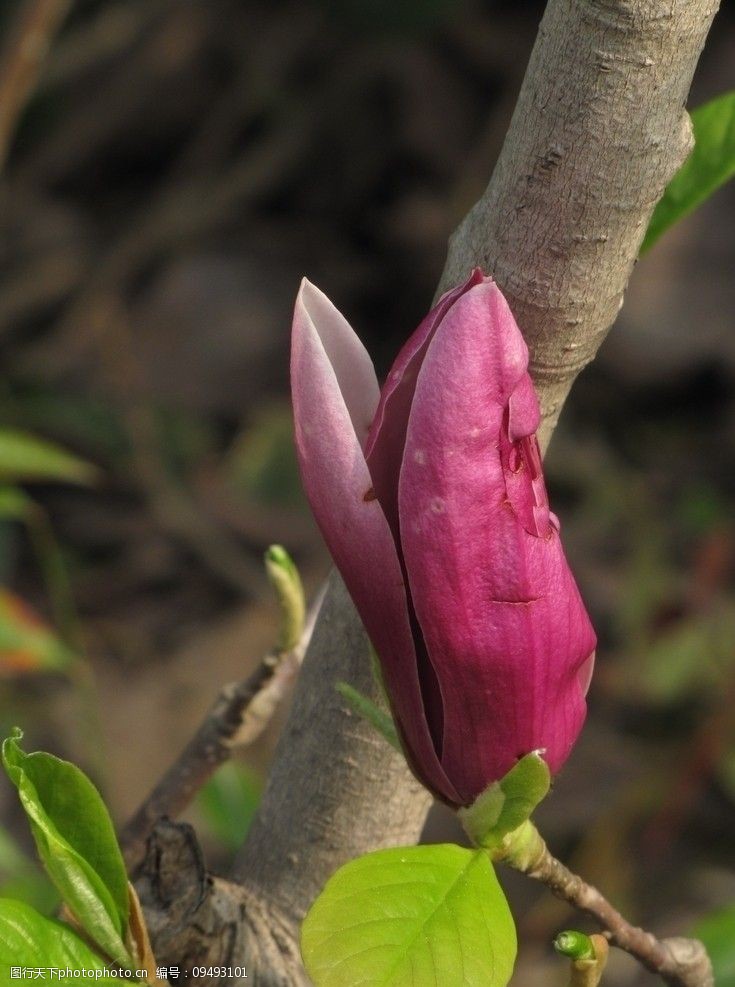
[265,545,305,653]
[554,932,609,987]
[554,931,596,961]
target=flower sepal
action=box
[458,751,550,850]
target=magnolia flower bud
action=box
[291,269,596,807]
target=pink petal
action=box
[293,279,380,447]
[291,279,460,804]
[398,280,596,803]
[365,269,485,536]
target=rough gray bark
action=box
[139,1,721,983]
[438,0,721,449]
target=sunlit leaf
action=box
[2,730,131,968]
[302,844,516,987]
[0,898,136,984]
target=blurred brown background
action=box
[0,1,734,983]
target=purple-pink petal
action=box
[291,279,460,804]
[398,280,596,803]
[365,269,484,537]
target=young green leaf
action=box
[642,90,735,254]
[2,729,131,968]
[0,429,97,485]
[301,844,516,987]
[0,898,138,984]
[459,751,551,849]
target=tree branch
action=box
[438,0,720,449]
[138,1,721,982]
[507,828,713,987]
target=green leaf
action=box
[336,682,400,751]
[0,429,97,485]
[642,90,735,253]
[0,898,138,984]
[458,752,551,849]
[301,844,516,987]
[694,903,735,986]
[2,729,131,968]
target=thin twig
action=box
[120,593,322,872]
[0,0,72,171]
[507,827,713,987]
